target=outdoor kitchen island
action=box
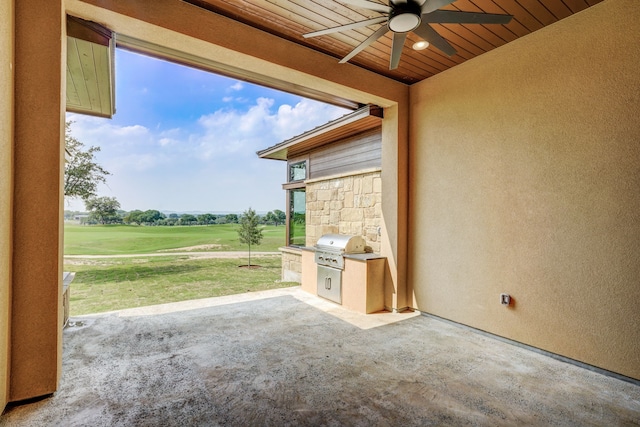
[300,245,386,314]
[257,105,388,313]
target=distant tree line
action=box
[62,123,288,229]
[65,202,286,227]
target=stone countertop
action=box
[343,253,386,261]
[299,246,385,261]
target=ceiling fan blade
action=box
[422,10,513,25]
[339,0,392,14]
[303,16,388,38]
[390,32,407,70]
[420,0,456,14]
[339,24,389,64]
[413,22,456,56]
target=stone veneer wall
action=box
[306,169,382,253]
[280,247,302,283]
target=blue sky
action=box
[66,49,349,213]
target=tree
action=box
[197,213,216,225]
[140,210,165,225]
[179,214,197,225]
[85,196,121,224]
[64,121,111,201]
[123,210,144,225]
[225,213,239,224]
[263,211,277,226]
[237,207,263,267]
[274,209,286,226]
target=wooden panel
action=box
[67,38,92,109]
[308,128,381,179]
[66,36,114,117]
[313,149,381,173]
[563,0,590,13]
[287,117,381,157]
[77,40,102,112]
[188,0,605,83]
[65,67,81,106]
[513,0,557,26]
[95,43,113,114]
[260,105,382,160]
[538,0,572,20]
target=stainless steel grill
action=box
[314,234,366,304]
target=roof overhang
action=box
[66,15,116,118]
[257,104,383,161]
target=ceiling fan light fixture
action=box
[389,13,420,32]
[302,0,513,69]
[388,2,422,33]
[412,40,429,50]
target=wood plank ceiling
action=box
[182,0,603,84]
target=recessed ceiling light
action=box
[412,40,429,50]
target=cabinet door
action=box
[317,266,342,304]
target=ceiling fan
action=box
[303,0,513,70]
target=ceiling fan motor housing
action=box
[388,1,422,33]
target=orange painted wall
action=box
[0,0,14,410]
[10,0,65,401]
[408,0,640,379]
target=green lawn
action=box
[64,223,286,255]
[64,223,293,315]
[66,255,295,315]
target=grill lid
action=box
[315,234,366,254]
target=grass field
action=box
[66,255,293,315]
[64,223,294,315]
[64,223,286,255]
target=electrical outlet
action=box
[500,293,511,306]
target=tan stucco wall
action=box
[381,104,409,311]
[10,0,65,401]
[342,257,385,314]
[409,0,640,380]
[0,0,14,411]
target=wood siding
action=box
[307,128,381,179]
[66,37,114,118]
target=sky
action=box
[66,49,349,213]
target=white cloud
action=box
[195,97,347,159]
[228,81,244,91]
[272,98,348,140]
[65,98,348,212]
[67,114,152,149]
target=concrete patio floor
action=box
[2,286,639,426]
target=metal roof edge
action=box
[256,104,383,161]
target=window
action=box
[285,159,307,247]
[289,188,306,246]
[289,161,307,182]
